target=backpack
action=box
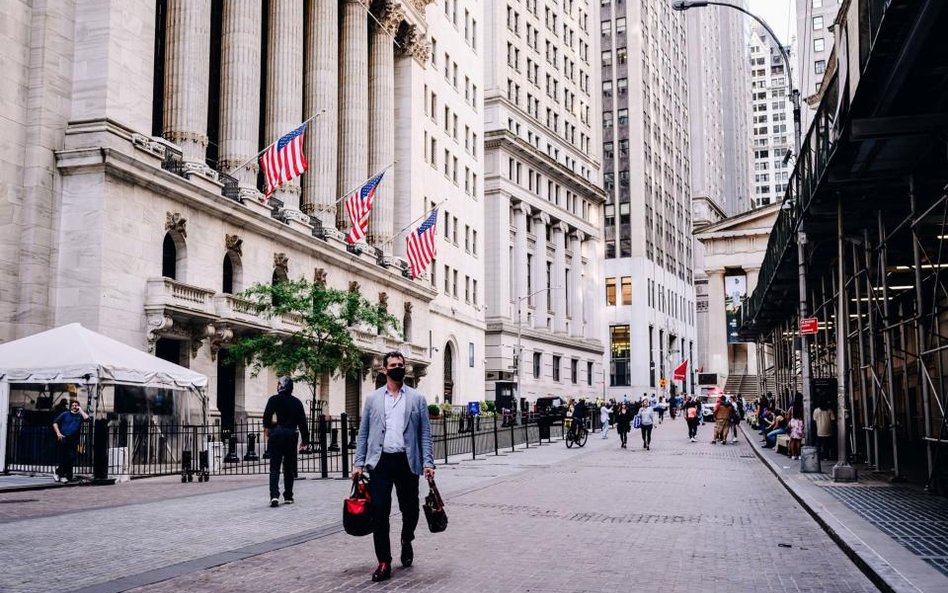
[687,406,697,419]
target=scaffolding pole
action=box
[834,198,857,481]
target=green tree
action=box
[227,278,399,404]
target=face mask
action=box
[386,367,406,383]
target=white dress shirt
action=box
[382,386,407,453]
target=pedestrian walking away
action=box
[615,403,633,448]
[352,351,435,583]
[637,398,655,449]
[683,396,700,442]
[656,396,666,423]
[600,402,612,439]
[52,399,89,483]
[711,396,731,444]
[263,376,309,507]
[813,403,836,460]
[728,396,743,443]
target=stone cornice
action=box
[56,139,436,303]
[484,320,605,356]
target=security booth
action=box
[0,323,207,481]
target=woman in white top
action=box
[638,399,656,450]
[600,403,612,439]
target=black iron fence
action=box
[5,410,598,481]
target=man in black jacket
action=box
[263,376,309,507]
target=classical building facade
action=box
[694,204,779,396]
[482,0,606,407]
[600,0,696,400]
[749,25,795,209]
[0,0,484,425]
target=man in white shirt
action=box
[353,351,435,582]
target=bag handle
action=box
[426,476,444,508]
[350,474,370,498]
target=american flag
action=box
[406,208,438,279]
[345,171,386,244]
[260,123,308,197]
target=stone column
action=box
[265,0,304,212]
[303,0,337,225]
[219,0,261,196]
[571,231,585,338]
[513,204,530,322]
[707,268,728,379]
[553,222,568,334]
[163,0,211,168]
[532,213,550,329]
[338,0,369,230]
[367,1,403,253]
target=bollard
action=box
[509,412,516,452]
[92,420,110,483]
[457,414,466,434]
[493,413,499,455]
[442,415,449,466]
[243,432,260,462]
[471,415,477,460]
[158,435,167,464]
[523,411,529,449]
[340,413,350,477]
[224,433,240,463]
[318,415,329,478]
[348,419,357,449]
[328,427,340,452]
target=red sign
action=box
[800,317,819,335]
[673,360,688,381]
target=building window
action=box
[533,352,542,378]
[813,37,825,53]
[814,60,826,75]
[609,325,631,387]
[571,358,578,384]
[620,277,632,305]
[552,355,561,381]
[812,16,824,30]
[587,361,593,386]
[606,277,616,305]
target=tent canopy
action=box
[0,323,207,390]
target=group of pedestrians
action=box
[598,395,658,450]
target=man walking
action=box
[600,402,612,438]
[263,376,309,507]
[52,400,89,483]
[353,351,435,582]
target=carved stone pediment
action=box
[274,253,289,275]
[225,234,243,256]
[165,212,187,237]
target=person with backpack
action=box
[728,396,743,443]
[683,396,701,442]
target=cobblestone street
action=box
[0,420,882,593]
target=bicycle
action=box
[564,419,588,448]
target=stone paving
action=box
[0,417,879,593]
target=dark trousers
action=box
[369,452,420,564]
[641,424,653,446]
[268,427,298,499]
[817,435,834,460]
[618,429,629,445]
[56,434,80,480]
[687,418,699,438]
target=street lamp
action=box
[672,0,817,472]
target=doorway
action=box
[217,355,236,434]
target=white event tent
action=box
[0,323,208,472]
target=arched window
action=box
[443,343,455,404]
[162,232,186,280]
[222,252,242,294]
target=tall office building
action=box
[482,0,607,407]
[599,0,696,400]
[685,2,752,217]
[0,0,484,424]
[796,0,841,131]
[749,25,795,209]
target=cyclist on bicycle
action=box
[569,398,588,439]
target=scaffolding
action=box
[738,0,948,491]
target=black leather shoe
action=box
[371,562,391,582]
[401,540,413,567]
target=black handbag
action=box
[343,475,373,536]
[423,476,448,533]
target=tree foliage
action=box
[226,278,399,395]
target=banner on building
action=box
[725,273,747,343]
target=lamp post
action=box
[672,0,818,472]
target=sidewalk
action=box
[741,423,948,593]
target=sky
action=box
[747,0,798,46]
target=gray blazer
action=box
[354,385,435,476]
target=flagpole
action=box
[332,161,398,207]
[230,109,327,175]
[376,198,448,249]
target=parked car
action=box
[534,396,567,422]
